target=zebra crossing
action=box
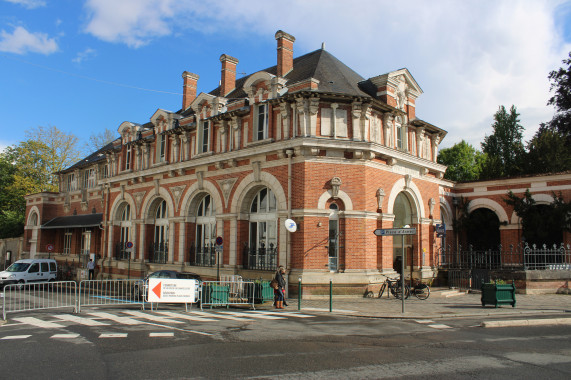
[1,309,317,335]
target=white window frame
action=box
[198,120,210,154]
[125,145,132,170]
[254,103,269,141]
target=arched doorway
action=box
[393,192,413,269]
[328,203,339,271]
[152,199,168,263]
[116,203,132,260]
[466,208,500,250]
[247,187,277,270]
[194,194,216,266]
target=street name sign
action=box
[373,228,417,236]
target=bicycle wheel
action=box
[393,284,410,299]
[414,284,430,300]
[379,283,387,298]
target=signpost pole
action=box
[402,234,405,313]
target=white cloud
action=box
[0,26,58,54]
[72,48,97,63]
[3,0,46,9]
[83,0,175,48]
[81,0,571,147]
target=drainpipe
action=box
[286,149,294,297]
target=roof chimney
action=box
[275,30,295,77]
[182,71,199,110]
[219,54,239,97]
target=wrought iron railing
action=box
[242,244,277,271]
[439,243,570,271]
[189,243,217,267]
[149,242,168,264]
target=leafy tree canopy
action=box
[438,140,487,182]
[546,51,571,141]
[480,105,525,179]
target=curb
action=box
[481,318,571,328]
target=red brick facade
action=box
[23,31,571,287]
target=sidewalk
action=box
[270,289,571,320]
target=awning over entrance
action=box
[41,213,103,229]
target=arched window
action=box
[195,194,216,266]
[247,188,277,270]
[117,204,131,260]
[328,203,339,271]
[152,200,168,263]
[393,192,413,265]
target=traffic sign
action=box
[46,244,54,252]
[435,223,446,238]
[215,236,223,246]
[373,228,417,236]
[126,241,134,249]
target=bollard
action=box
[298,277,301,311]
[329,279,332,313]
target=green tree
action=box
[505,190,571,246]
[524,127,571,174]
[0,126,82,238]
[480,105,525,179]
[545,51,571,142]
[437,140,487,182]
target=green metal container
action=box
[481,281,516,308]
[203,284,229,307]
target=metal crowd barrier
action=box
[77,279,144,313]
[2,281,77,320]
[201,280,255,310]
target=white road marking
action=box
[99,333,128,338]
[414,319,435,324]
[189,311,254,321]
[220,311,286,320]
[301,307,358,313]
[54,314,109,326]
[51,333,80,339]
[155,311,218,322]
[247,311,315,318]
[87,312,142,325]
[13,317,65,329]
[1,335,31,340]
[121,310,184,324]
[428,324,453,329]
[149,332,174,337]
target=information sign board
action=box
[147,278,198,303]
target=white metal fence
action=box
[2,281,77,320]
[2,279,262,319]
[77,279,144,313]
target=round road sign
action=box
[46,244,54,252]
[126,241,134,249]
[215,236,223,246]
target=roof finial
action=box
[321,42,326,50]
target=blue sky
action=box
[1,0,571,154]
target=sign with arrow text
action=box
[373,228,417,236]
[147,278,198,303]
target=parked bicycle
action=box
[365,277,407,299]
[365,277,430,300]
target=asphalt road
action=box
[1,307,570,379]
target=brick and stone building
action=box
[22,31,570,291]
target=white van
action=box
[0,259,58,287]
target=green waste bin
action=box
[481,281,516,308]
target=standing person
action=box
[393,255,403,279]
[274,265,286,309]
[87,259,95,280]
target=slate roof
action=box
[207,48,376,103]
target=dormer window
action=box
[395,117,407,152]
[125,145,132,170]
[198,120,210,153]
[157,134,166,162]
[67,173,76,191]
[255,103,269,141]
